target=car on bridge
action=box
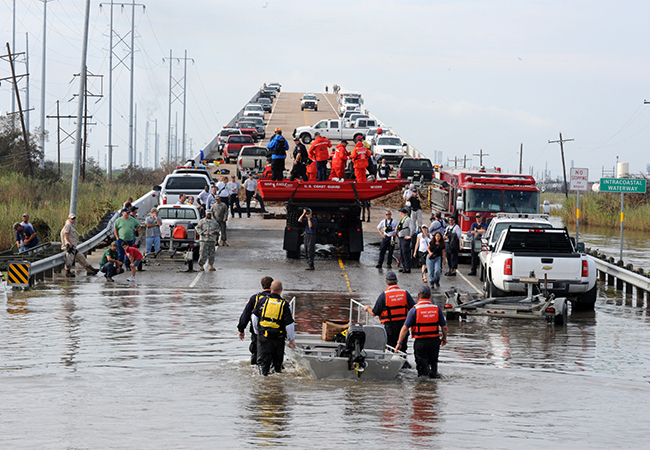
[300,94,319,111]
[243,103,265,119]
[258,97,273,112]
[293,118,378,144]
[372,135,408,164]
[223,134,255,163]
[268,82,281,92]
[237,116,265,140]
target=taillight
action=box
[582,260,589,277]
[398,171,402,178]
[162,195,167,205]
[238,159,242,166]
[504,258,512,276]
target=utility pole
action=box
[24,33,30,132]
[519,143,523,174]
[4,43,32,176]
[164,50,194,162]
[473,149,489,167]
[144,118,150,167]
[548,132,573,198]
[40,0,54,168]
[99,0,145,172]
[70,0,91,216]
[11,0,16,114]
[154,118,159,169]
[72,70,102,180]
[134,102,138,165]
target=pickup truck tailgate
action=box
[512,253,582,280]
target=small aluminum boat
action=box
[286,299,405,380]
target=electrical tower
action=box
[164,50,193,162]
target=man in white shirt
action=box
[215,176,231,207]
[376,210,398,269]
[227,175,243,218]
[243,173,267,217]
[196,185,214,218]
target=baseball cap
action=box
[22,213,29,217]
[68,213,76,219]
[418,285,431,297]
[399,208,408,214]
[385,271,398,282]
[130,206,138,212]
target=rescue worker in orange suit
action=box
[329,140,349,180]
[351,135,370,182]
[262,157,273,179]
[308,132,332,181]
[306,156,318,181]
[238,276,274,365]
[252,280,296,376]
[396,285,447,378]
[364,271,416,369]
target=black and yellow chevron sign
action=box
[8,262,31,286]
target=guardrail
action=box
[591,256,650,306]
[25,190,159,285]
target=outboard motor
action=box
[345,323,367,377]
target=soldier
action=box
[210,196,230,247]
[196,210,219,270]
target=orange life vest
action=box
[379,285,409,323]
[410,300,441,339]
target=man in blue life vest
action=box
[252,280,296,376]
[237,276,274,365]
[396,285,448,378]
[363,271,415,368]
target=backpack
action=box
[274,138,286,157]
[449,230,460,252]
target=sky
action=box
[2,0,650,181]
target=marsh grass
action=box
[560,192,650,231]
[1,173,150,251]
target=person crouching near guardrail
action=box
[60,213,99,277]
[99,241,124,282]
[121,242,143,282]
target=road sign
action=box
[570,168,589,191]
[7,261,31,286]
[599,178,647,193]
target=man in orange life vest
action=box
[396,285,447,378]
[308,132,332,181]
[351,135,370,182]
[364,271,415,368]
[329,140,349,180]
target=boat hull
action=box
[258,179,409,203]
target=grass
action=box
[0,173,151,252]
[559,192,650,231]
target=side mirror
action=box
[153,185,162,192]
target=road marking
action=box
[337,255,353,292]
[189,271,203,288]
[457,271,483,295]
[323,94,338,115]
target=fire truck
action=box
[428,167,540,255]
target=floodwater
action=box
[2,277,650,449]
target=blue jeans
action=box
[426,256,442,284]
[146,236,160,254]
[100,262,123,278]
[116,238,135,263]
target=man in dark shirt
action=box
[238,276,273,365]
[299,208,318,270]
[99,241,124,281]
[290,138,309,182]
[468,213,487,276]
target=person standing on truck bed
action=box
[238,276,274,365]
[396,285,447,378]
[196,211,218,271]
[266,128,289,181]
[299,208,317,271]
[376,210,398,269]
[351,135,370,182]
[397,208,414,273]
[467,213,487,276]
[210,196,229,247]
[308,132,332,181]
[329,140,349,181]
[363,271,415,369]
[290,137,309,182]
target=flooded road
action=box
[2,218,650,448]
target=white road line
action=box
[189,271,203,288]
[323,94,338,115]
[457,272,483,294]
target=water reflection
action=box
[57,297,81,370]
[245,377,293,445]
[409,381,439,439]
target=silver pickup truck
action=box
[236,146,268,180]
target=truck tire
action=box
[554,298,568,325]
[315,107,318,112]
[286,250,300,259]
[301,133,312,145]
[479,264,485,282]
[485,276,505,298]
[347,252,361,261]
[573,285,597,311]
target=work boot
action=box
[209,266,216,271]
[375,264,382,268]
[199,266,204,271]
[64,270,75,278]
[86,266,99,275]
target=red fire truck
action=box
[429,168,540,254]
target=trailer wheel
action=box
[573,285,597,311]
[554,298,568,326]
[301,133,312,144]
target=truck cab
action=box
[293,118,377,144]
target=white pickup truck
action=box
[485,227,597,310]
[292,118,378,144]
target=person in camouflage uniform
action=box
[196,211,219,271]
[210,196,229,247]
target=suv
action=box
[268,82,281,92]
[258,97,273,112]
[372,135,407,164]
[172,166,213,183]
[157,204,200,259]
[157,173,211,205]
[478,213,553,283]
[300,94,319,111]
[217,128,243,153]
[237,146,268,179]
[396,158,433,182]
[243,103,265,118]
[223,134,255,163]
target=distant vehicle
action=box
[237,145,269,180]
[243,103,265,118]
[344,113,369,126]
[338,92,363,115]
[156,173,211,205]
[172,165,214,183]
[372,135,407,164]
[238,116,266,140]
[236,123,258,142]
[217,128,243,153]
[301,94,319,111]
[223,134,255,163]
[396,157,434,183]
[293,118,378,144]
[157,204,200,260]
[340,109,362,122]
[268,82,281,92]
[258,97,273,112]
[259,88,276,100]
[365,127,393,146]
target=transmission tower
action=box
[164,50,194,162]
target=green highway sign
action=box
[599,178,647,193]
